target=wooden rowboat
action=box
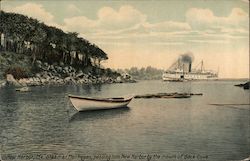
[68,94,134,111]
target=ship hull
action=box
[162,72,218,81]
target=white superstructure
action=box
[162,59,218,81]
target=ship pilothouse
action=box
[162,53,218,81]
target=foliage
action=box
[4,66,29,79]
[0,51,33,79]
[118,66,164,80]
[0,11,108,69]
[105,68,121,78]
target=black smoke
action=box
[179,52,194,63]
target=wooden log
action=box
[134,92,202,99]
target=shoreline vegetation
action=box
[116,67,164,80]
[0,11,135,87]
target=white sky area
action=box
[2,0,249,78]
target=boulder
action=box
[56,66,63,73]
[40,78,47,85]
[59,62,64,66]
[6,74,22,87]
[42,73,49,80]
[52,69,57,74]
[48,72,53,77]
[0,80,6,88]
[18,78,28,86]
[64,66,69,71]
[76,70,84,78]
[35,73,41,78]
[116,76,123,83]
[48,65,55,71]
[64,77,72,82]
[35,60,42,68]
[36,60,42,65]
[243,82,249,89]
[44,62,48,67]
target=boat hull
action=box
[69,95,133,111]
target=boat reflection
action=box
[68,106,130,122]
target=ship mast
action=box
[201,60,204,72]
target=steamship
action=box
[162,59,218,81]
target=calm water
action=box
[0,80,249,161]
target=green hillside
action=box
[0,11,108,79]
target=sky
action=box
[1,0,249,78]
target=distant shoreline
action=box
[216,78,249,81]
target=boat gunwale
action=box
[68,94,134,103]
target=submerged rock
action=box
[235,81,249,90]
[16,86,30,92]
[243,82,249,89]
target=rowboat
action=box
[68,94,134,111]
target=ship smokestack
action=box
[179,52,194,73]
[189,62,192,72]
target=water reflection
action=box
[0,86,18,105]
[69,107,130,122]
[0,80,249,160]
[67,83,104,96]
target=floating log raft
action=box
[209,103,250,106]
[134,92,202,99]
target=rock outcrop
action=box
[234,81,249,90]
[2,61,136,87]
[6,74,23,87]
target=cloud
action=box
[144,21,191,32]
[65,4,82,17]
[63,5,191,34]
[62,4,193,43]
[63,5,248,46]
[186,8,249,30]
[64,16,98,33]
[241,0,249,3]
[3,2,67,30]
[97,5,147,30]
[186,8,214,29]
[3,2,248,46]
[64,5,147,33]
[5,3,55,25]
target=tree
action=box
[0,11,109,69]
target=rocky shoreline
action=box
[2,61,136,88]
